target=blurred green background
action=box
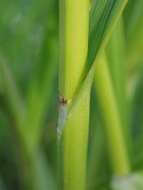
[0,1,58,189]
[0,0,143,190]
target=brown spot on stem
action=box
[59,96,68,105]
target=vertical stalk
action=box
[106,18,132,151]
[59,0,89,190]
[106,19,127,130]
[94,52,130,176]
[59,0,89,99]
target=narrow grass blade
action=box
[106,19,130,146]
[87,0,128,69]
[94,52,130,176]
[58,1,128,190]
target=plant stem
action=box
[59,0,90,190]
[94,52,130,176]
[106,19,128,130]
[59,0,89,100]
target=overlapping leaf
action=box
[69,0,128,113]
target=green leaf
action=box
[106,19,130,147]
[94,52,130,176]
[86,0,128,69]
[70,0,128,118]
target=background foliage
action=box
[0,0,143,190]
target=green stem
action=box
[59,0,89,100]
[59,0,90,190]
[94,52,130,176]
[106,19,130,148]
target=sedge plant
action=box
[58,0,131,190]
[58,0,90,190]
[0,0,143,190]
